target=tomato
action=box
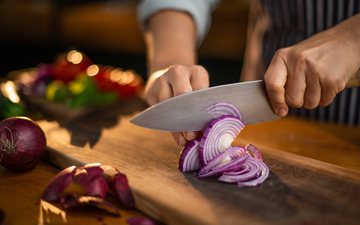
[92,66,143,100]
[52,50,92,83]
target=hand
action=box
[145,65,210,146]
[264,14,360,117]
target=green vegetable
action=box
[67,76,117,108]
[0,94,26,119]
[45,81,69,102]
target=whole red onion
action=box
[0,117,46,171]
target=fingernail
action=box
[277,108,288,117]
[184,132,197,141]
[178,136,186,146]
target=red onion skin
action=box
[111,172,135,209]
[0,117,46,171]
[101,165,135,209]
[73,165,109,198]
[42,166,77,202]
[178,137,201,172]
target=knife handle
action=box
[346,69,360,88]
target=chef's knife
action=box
[131,80,279,131]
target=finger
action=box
[167,66,193,96]
[171,132,187,146]
[285,56,306,108]
[146,85,159,106]
[146,92,158,106]
[190,66,210,91]
[158,80,173,102]
[303,71,321,109]
[183,131,200,141]
[319,77,342,107]
[264,51,289,117]
[319,83,337,106]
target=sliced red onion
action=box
[245,144,263,161]
[73,163,108,198]
[111,172,135,209]
[178,137,201,172]
[218,157,269,187]
[101,165,135,209]
[198,147,248,178]
[178,101,270,188]
[42,166,77,202]
[43,164,135,209]
[199,115,244,166]
[205,102,242,120]
[237,160,269,187]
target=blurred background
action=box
[0,0,249,86]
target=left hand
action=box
[264,14,360,117]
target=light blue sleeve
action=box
[137,0,220,46]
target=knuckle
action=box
[285,93,303,108]
[191,65,207,75]
[168,65,185,76]
[273,48,288,61]
[265,77,282,94]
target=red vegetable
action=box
[52,50,92,83]
[92,66,143,99]
[245,144,263,161]
[0,117,46,171]
[199,115,244,166]
[219,157,269,187]
[206,102,242,120]
[178,137,201,172]
[101,165,135,209]
[42,166,77,202]
[198,147,248,178]
[73,163,109,198]
[42,163,135,210]
[178,102,270,188]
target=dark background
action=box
[0,0,249,86]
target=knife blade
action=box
[131,80,279,131]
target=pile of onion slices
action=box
[40,163,158,224]
[42,163,135,210]
[178,102,269,187]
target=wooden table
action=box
[0,99,359,225]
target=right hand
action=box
[145,65,210,146]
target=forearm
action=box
[144,10,198,75]
[333,14,360,87]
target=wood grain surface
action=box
[36,99,360,225]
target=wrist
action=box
[144,10,198,75]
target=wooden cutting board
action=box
[38,99,360,225]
